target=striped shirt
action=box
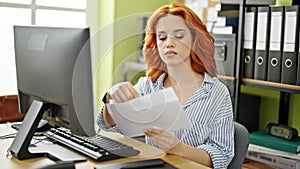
[97,72,234,168]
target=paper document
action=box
[106,88,192,137]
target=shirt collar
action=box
[201,73,216,92]
[150,72,218,108]
[155,72,216,89]
[155,72,217,93]
[155,72,167,90]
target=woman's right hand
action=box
[103,81,138,127]
[107,81,139,103]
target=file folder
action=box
[267,7,284,83]
[213,33,236,77]
[297,10,300,85]
[137,16,149,63]
[298,33,300,85]
[281,6,300,85]
[254,6,271,81]
[243,7,257,79]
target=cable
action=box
[31,135,50,146]
[0,133,18,140]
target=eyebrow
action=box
[157,28,186,34]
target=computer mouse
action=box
[35,161,75,169]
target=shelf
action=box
[220,0,276,5]
[233,0,297,126]
[218,75,235,81]
[242,78,300,94]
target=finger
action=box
[118,85,134,101]
[144,129,152,137]
[111,93,123,103]
[109,82,129,94]
[146,128,165,135]
[145,129,170,142]
[148,134,176,152]
[109,82,133,102]
[119,82,138,100]
[144,130,158,138]
[147,129,179,144]
[128,85,139,99]
[144,129,161,137]
[116,90,129,102]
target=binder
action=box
[213,33,236,77]
[298,32,300,85]
[243,7,257,79]
[267,7,284,83]
[297,9,300,85]
[137,16,149,63]
[281,5,300,85]
[250,130,300,154]
[254,6,271,80]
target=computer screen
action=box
[13,25,95,137]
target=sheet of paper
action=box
[106,88,192,137]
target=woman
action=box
[97,3,234,168]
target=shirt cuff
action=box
[198,144,231,169]
[96,106,122,133]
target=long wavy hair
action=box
[143,3,216,82]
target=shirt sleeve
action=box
[96,106,122,133]
[198,92,234,169]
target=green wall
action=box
[94,0,115,111]
[241,86,300,134]
[94,0,175,111]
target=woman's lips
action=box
[165,50,177,56]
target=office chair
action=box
[228,122,249,169]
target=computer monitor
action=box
[9,25,95,160]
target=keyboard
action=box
[44,127,140,162]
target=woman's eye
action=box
[158,36,167,41]
[175,34,184,39]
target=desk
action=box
[0,123,210,169]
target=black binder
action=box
[243,7,257,79]
[267,7,285,83]
[137,16,149,63]
[254,6,271,81]
[281,6,300,85]
[298,32,300,85]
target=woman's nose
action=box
[166,37,175,48]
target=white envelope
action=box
[106,88,192,137]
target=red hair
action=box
[143,3,216,82]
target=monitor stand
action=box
[8,100,87,162]
[8,100,49,159]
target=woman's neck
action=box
[166,61,202,84]
[164,63,204,104]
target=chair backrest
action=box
[228,122,249,169]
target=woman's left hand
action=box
[144,128,180,153]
